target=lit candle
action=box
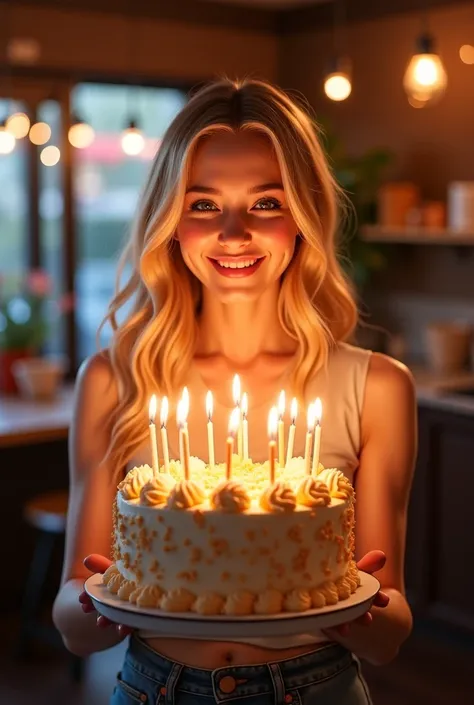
[177,398,190,480]
[311,397,323,476]
[278,390,285,468]
[304,402,316,475]
[160,396,170,473]
[148,395,160,476]
[268,406,278,484]
[241,392,249,461]
[232,374,243,458]
[206,390,215,471]
[182,386,190,430]
[285,397,298,468]
[226,408,240,480]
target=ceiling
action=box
[207,0,328,6]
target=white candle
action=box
[182,386,190,430]
[304,402,316,476]
[206,390,215,471]
[148,395,159,476]
[233,374,243,458]
[268,406,278,484]
[312,397,323,476]
[177,398,190,480]
[241,392,249,461]
[160,396,170,473]
[285,397,298,468]
[278,390,285,468]
[226,408,240,480]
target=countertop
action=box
[1,367,474,449]
[0,385,74,448]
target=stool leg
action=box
[18,529,57,657]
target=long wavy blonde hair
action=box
[100,77,358,473]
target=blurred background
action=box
[0,0,473,703]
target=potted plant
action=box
[319,119,393,293]
[0,270,71,396]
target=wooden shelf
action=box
[361,225,474,246]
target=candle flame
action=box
[232,374,241,406]
[177,398,188,428]
[149,394,157,424]
[206,390,213,420]
[307,402,316,431]
[278,390,285,419]
[160,396,169,427]
[268,406,278,440]
[241,392,248,419]
[290,397,298,424]
[228,407,240,437]
[182,386,190,417]
[314,397,323,425]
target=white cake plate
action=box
[85,572,380,639]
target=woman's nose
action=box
[217,212,251,248]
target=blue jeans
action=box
[110,635,373,704]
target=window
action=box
[72,84,186,361]
[0,99,29,277]
[38,99,65,356]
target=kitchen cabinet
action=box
[405,404,474,636]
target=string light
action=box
[0,120,15,154]
[6,112,30,139]
[40,145,60,166]
[29,121,51,146]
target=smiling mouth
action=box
[208,256,265,277]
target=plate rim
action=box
[85,571,380,624]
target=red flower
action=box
[27,269,51,297]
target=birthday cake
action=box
[103,456,359,615]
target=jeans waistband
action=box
[127,635,353,701]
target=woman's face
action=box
[176,131,298,303]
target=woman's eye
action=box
[253,197,282,211]
[190,200,218,212]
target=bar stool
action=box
[18,490,84,682]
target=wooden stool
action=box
[19,490,84,682]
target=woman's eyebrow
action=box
[186,182,284,195]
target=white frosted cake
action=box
[103,456,360,615]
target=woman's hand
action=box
[78,554,133,637]
[323,550,390,638]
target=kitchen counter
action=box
[0,386,74,448]
[411,367,474,417]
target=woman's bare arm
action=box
[325,353,417,665]
[52,352,125,656]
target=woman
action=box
[53,78,416,705]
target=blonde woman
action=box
[53,78,416,705]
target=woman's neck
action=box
[196,284,295,365]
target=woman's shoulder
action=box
[74,350,119,410]
[366,351,415,400]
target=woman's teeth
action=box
[215,259,258,269]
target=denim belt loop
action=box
[268,662,286,705]
[162,662,183,705]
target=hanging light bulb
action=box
[6,112,30,139]
[0,120,16,154]
[121,119,145,156]
[403,32,447,106]
[68,113,95,149]
[29,121,52,146]
[324,56,352,102]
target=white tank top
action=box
[138,343,372,647]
